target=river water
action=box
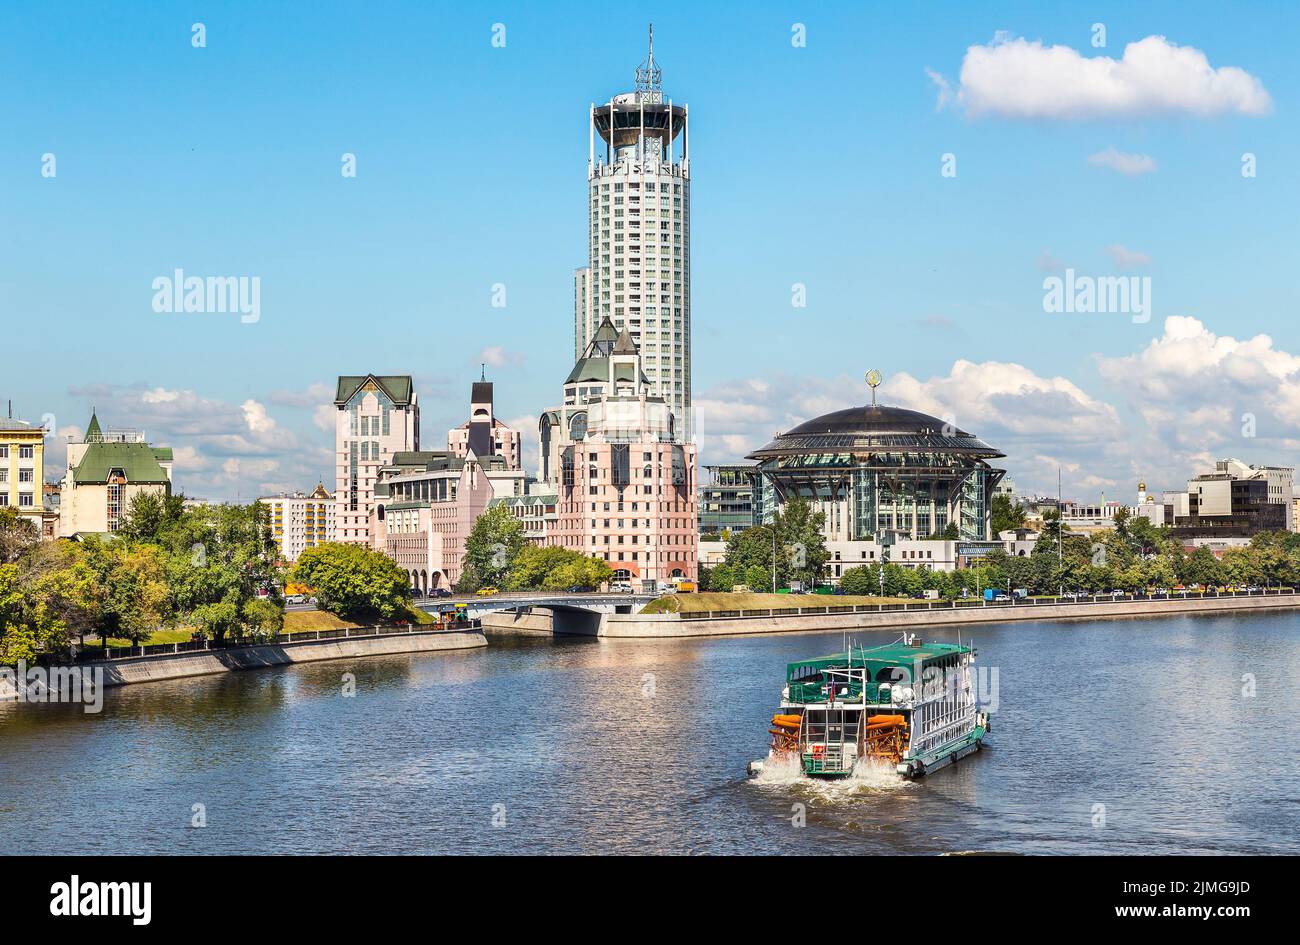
[2,611,1298,855]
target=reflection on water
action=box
[2,612,1298,855]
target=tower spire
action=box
[635,22,661,96]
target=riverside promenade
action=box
[482,587,1300,637]
[4,626,487,697]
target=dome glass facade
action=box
[746,404,1007,542]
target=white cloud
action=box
[924,68,953,110]
[312,404,337,433]
[1036,250,1066,272]
[1094,317,1300,490]
[1098,316,1300,420]
[691,330,1300,502]
[938,34,1271,119]
[886,360,1123,445]
[1104,244,1152,269]
[478,346,524,368]
[64,383,330,501]
[1088,147,1157,176]
[267,381,333,409]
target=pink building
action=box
[370,451,523,592]
[368,374,540,593]
[447,377,522,470]
[334,375,419,545]
[539,318,698,589]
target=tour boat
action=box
[748,634,990,780]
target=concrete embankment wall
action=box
[598,594,1300,638]
[69,629,487,689]
[480,607,605,636]
[480,609,557,635]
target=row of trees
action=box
[457,505,614,592]
[700,497,830,592]
[840,526,1300,599]
[0,497,283,663]
[696,494,1300,599]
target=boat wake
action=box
[749,753,910,799]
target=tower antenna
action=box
[636,23,662,97]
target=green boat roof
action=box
[786,640,968,679]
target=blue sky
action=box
[3,1,1298,501]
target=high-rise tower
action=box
[577,26,691,441]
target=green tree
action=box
[19,541,105,651]
[506,545,575,590]
[291,542,409,623]
[724,524,778,590]
[105,543,172,644]
[1179,546,1223,588]
[541,555,613,592]
[990,494,1026,536]
[158,502,282,643]
[460,505,526,591]
[0,507,39,565]
[723,497,829,591]
[506,545,613,591]
[838,565,874,596]
[0,563,34,663]
[777,496,830,587]
[117,490,188,543]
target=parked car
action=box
[610,581,633,593]
[286,594,306,605]
[476,586,499,596]
[730,584,752,594]
[431,588,452,598]
[567,585,595,593]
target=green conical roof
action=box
[85,411,102,440]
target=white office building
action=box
[578,27,691,441]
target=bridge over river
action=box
[418,591,657,634]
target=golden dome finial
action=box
[865,369,883,407]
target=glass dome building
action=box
[745,400,1006,544]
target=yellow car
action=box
[475,586,499,596]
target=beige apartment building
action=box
[57,412,173,536]
[261,483,335,562]
[0,416,45,531]
[333,375,419,545]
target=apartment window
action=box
[18,469,33,483]
[18,445,34,459]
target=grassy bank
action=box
[92,605,438,646]
[642,592,911,614]
[282,606,435,633]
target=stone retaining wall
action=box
[51,629,487,690]
[598,594,1300,638]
